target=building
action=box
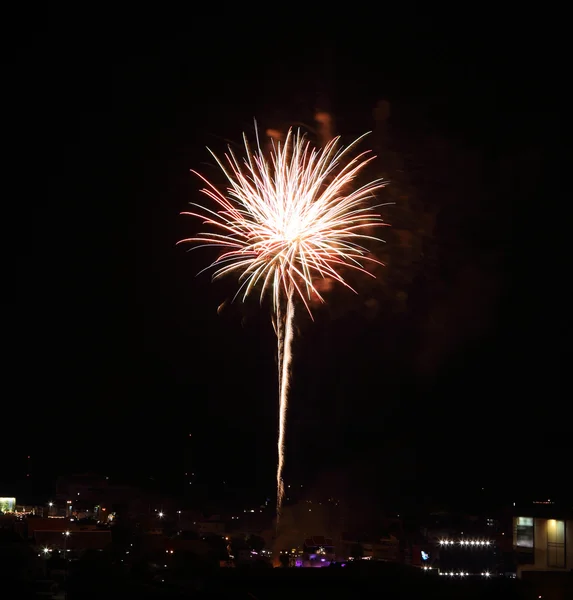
[54,474,177,519]
[25,518,75,538]
[339,532,400,563]
[34,530,112,554]
[513,502,573,577]
[197,516,225,537]
[363,534,400,562]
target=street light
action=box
[63,531,71,555]
[62,531,71,599]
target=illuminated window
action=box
[516,517,534,549]
[547,519,565,568]
[0,498,16,512]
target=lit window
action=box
[516,517,534,549]
[547,519,565,568]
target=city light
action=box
[439,539,491,546]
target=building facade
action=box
[513,507,573,576]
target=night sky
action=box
[5,12,568,507]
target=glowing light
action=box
[0,497,16,512]
[441,539,492,547]
[180,126,388,519]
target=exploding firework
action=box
[179,126,389,521]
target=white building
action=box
[513,511,573,576]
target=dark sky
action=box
[4,12,567,507]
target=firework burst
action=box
[179,126,389,520]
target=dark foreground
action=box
[4,561,572,599]
[206,565,569,600]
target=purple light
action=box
[321,558,325,562]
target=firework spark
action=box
[179,127,388,520]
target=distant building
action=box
[177,509,202,532]
[33,530,112,553]
[26,518,76,538]
[340,533,399,563]
[363,534,400,562]
[198,517,225,537]
[54,474,177,519]
[513,503,573,577]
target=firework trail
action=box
[275,283,295,514]
[179,126,388,521]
